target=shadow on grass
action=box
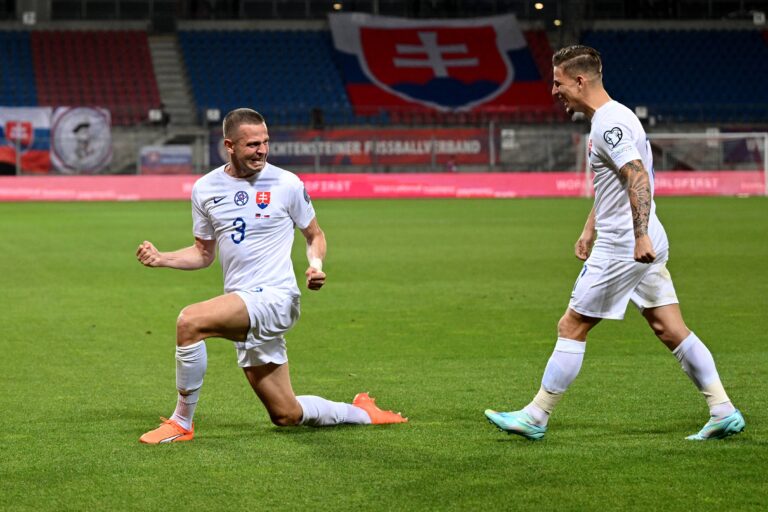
[196,420,408,441]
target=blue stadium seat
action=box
[0,31,38,106]
[580,29,768,122]
[179,29,354,126]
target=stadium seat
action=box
[580,29,768,122]
[178,27,560,127]
[179,29,360,127]
[0,31,38,106]
[30,30,161,125]
[9,26,760,127]
[525,29,555,86]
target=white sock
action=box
[171,392,199,432]
[170,340,207,430]
[673,332,735,418]
[297,395,372,426]
[525,338,586,426]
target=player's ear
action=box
[223,138,234,153]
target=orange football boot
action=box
[353,392,408,424]
[139,418,194,444]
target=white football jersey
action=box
[587,100,668,260]
[191,163,316,296]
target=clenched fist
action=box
[136,241,164,267]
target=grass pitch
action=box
[0,197,766,511]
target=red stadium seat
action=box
[31,30,161,125]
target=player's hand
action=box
[136,240,164,267]
[305,267,326,290]
[634,235,656,264]
[574,233,595,261]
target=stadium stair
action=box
[148,34,197,126]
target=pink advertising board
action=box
[0,171,763,202]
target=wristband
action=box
[309,258,323,272]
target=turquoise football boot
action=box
[686,409,745,441]
[484,409,547,440]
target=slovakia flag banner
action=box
[0,107,53,174]
[329,13,552,115]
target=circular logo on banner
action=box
[51,107,113,174]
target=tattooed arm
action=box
[618,159,656,263]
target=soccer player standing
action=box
[485,46,744,441]
[136,108,406,444]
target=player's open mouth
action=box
[559,98,574,115]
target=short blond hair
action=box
[222,108,266,139]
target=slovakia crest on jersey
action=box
[256,191,271,209]
[330,13,527,112]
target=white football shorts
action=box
[568,254,679,320]
[233,289,301,367]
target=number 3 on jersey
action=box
[231,217,246,244]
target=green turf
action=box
[0,197,765,511]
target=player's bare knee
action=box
[269,410,302,427]
[267,400,303,427]
[654,325,689,347]
[646,316,686,346]
[557,312,594,341]
[176,308,203,346]
[647,318,665,339]
[557,314,579,339]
